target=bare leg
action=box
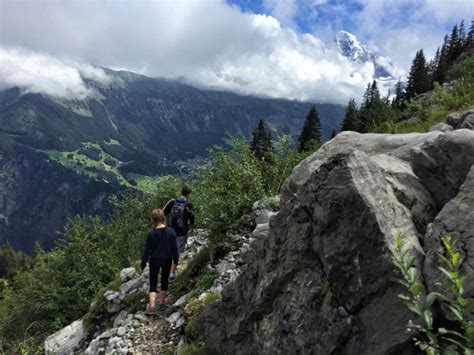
[149,292,157,309]
[171,261,177,273]
[160,291,167,304]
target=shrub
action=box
[390,234,474,354]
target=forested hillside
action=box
[0,70,344,252]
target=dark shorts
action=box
[149,258,172,292]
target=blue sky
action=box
[227,0,469,44]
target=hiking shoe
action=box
[168,273,176,283]
[144,305,157,316]
[158,303,166,312]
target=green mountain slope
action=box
[0,69,345,252]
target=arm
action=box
[170,229,179,266]
[140,232,152,271]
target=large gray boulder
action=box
[198,150,423,354]
[411,129,474,209]
[197,130,474,355]
[282,131,442,201]
[45,319,86,354]
[423,166,474,308]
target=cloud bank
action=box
[2,0,458,103]
[0,47,110,99]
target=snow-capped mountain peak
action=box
[335,30,399,91]
[335,30,369,62]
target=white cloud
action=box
[263,0,298,29]
[424,0,474,21]
[0,0,382,104]
[0,47,111,99]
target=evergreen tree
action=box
[392,78,405,110]
[358,81,396,132]
[340,98,359,131]
[330,129,337,139]
[0,242,30,279]
[434,37,449,84]
[250,118,272,159]
[447,23,464,64]
[298,105,321,151]
[459,20,466,48]
[406,50,432,99]
[465,20,474,51]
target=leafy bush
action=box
[390,234,474,354]
[193,136,308,236]
[0,177,183,352]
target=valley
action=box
[0,69,345,252]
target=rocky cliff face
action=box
[197,125,474,354]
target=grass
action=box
[393,108,468,134]
[41,143,130,186]
[104,138,121,146]
[125,174,163,192]
[176,341,217,355]
[42,144,175,192]
[170,246,212,298]
[373,105,473,134]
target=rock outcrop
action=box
[197,129,474,354]
[44,319,86,355]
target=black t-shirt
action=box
[141,227,179,270]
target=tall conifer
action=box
[298,105,321,151]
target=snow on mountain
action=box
[335,30,399,93]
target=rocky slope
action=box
[43,110,473,354]
[196,110,474,354]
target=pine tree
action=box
[459,20,466,48]
[465,20,474,52]
[340,98,359,131]
[434,37,449,84]
[446,23,465,64]
[250,118,272,159]
[298,105,321,151]
[392,78,405,110]
[406,50,432,99]
[358,81,396,132]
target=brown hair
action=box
[152,209,166,226]
[181,186,192,197]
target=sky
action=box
[0,0,472,104]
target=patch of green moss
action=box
[177,340,217,355]
[184,292,220,339]
[170,246,211,297]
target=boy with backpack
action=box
[163,186,194,282]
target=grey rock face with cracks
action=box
[197,130,474,355]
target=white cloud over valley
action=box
[0,47,111,99]
[1,0,470,103]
